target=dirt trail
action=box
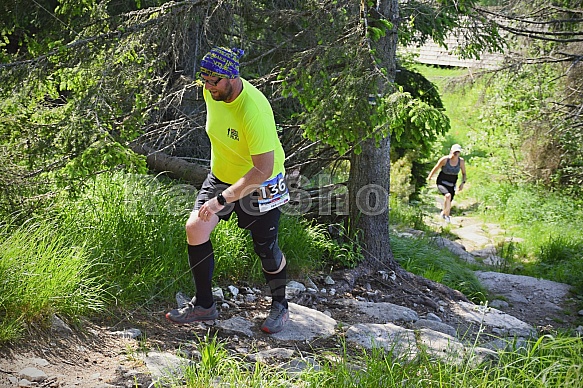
[426,196,517,252]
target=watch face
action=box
[218,192,226,205]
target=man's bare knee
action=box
[185,211,216,245]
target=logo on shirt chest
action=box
[227,127,239,141]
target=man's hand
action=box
[198,197,224,222]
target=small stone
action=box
[110,328,142,339]
[18,379,33,387]
[425,313,442,322]
[19,367,47,383]
[29,358,50,367]
[490,300,509,309]
[51,315,73,336]
[176,291,190,306]
[304,276,318,289]
[228,285,239,298]
[212,287,224,300]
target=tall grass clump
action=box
[156,332,292,387]
[0,221,106,342]
[52,172,197,306]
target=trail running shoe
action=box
[165,302,218,324]
[261,301,289,334]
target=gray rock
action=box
[417,328,467,362]
[227,285,239,298]
[212,287,224,300]
[345,322,417,361]
[481,337,529,353]
[110,328,142,339]
[281,356,321,376]
[470,246,498,258]
[286,280,306,298]
[451,301,535,337]
[18,367,47,383]
[269,303,336,341]
[140,351,193,384]
[425,313,442,322]
[489,299,509,309]
[431,236,477,264]
[217,316,254,337]
[248,348,295,362]
[475,271,572,304]
[340,299,419,323]
[28,358,50,367]
[51,315,73,337]
[412,319,457,337]
[304,276,318,290]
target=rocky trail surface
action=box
[1,213,582,388]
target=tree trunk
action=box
[347,0,399,274]
[348,136,395,272]
[130,143,209,187]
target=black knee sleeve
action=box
[253,234,285,274]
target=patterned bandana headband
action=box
[199,47,245,79]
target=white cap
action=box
[450,144,462,153]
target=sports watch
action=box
[217,191,227,205]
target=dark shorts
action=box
[436,171,457,200]
[194,172,280,238]
[437,182,455,200]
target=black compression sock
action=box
[263,267,288,308]
[187,241,215,308]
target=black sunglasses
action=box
[200,76,223,87]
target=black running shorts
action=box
[193,172,280,238]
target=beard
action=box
[210,81,234,102]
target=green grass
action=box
[151,332,583,387]
[466,181,583,294]
[0,172,353,342]
[0,221,106,341]
[390,232,487,302]
[414,65,486,149]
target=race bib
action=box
[257,173,290,212]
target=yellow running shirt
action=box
[204,78,285,184]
